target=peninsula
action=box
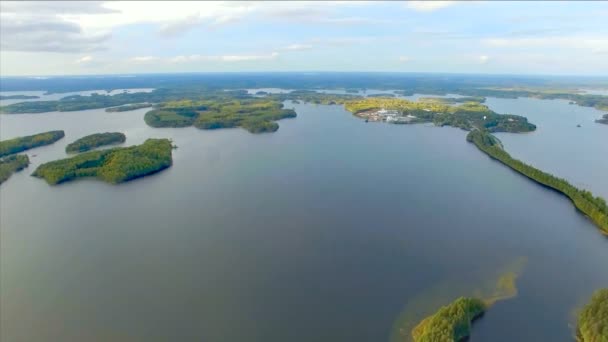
[0,94,40,100]
[33,138,173,185]
[0,154,30,184]
[467,129,608,234]
[411,297,486,342]
[0,130,65,158]
[577,288,607,342]
[65,132,126,153]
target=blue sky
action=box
[1,1,607,76]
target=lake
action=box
[1,96,607,342]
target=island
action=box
[65,132,127,153]
[0,94,40,100]
[0,154,30,184]
[577,288,607,342]
[344,97,536,133]
[596,114,608,125]
[467,129,608,234]
[0,130,65,158]
[144,98,297,133]
[411,297,486,342]
[32,138,173,185]
[105,103,152,112]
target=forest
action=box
[65,132,126,153]
[467,129,608,234]
[0,154,30,184]
[577,288,608,342]
[0,130,65,157]
[105,103,152,112]
[32,138,173,185]
[144,98,297,133]
[411,297,486,342]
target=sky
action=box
[1,1,607,76]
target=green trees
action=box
[105,103,152,112]
[0,130,65,157]
[412,297,486,342]
[467,129,608,234]
[577,289,608,342]
[65,132,126,153]
[0,154,30,184]
[32,139,173,185]
[143,98,296,133]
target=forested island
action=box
[344,98,536,133]
[145,98,297,133]
[65,132,126,153]
[32,138,173,185]
[596,114,608,125]
[0,130,65,157]
[467,129,608,234]
[0,154,30,184]
[105,103,152,112]
[0,94,40,100]
[577,288,607,342]
[411,297,486,342]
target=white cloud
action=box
[482,36,608,50]
[76,55,93,64]
[281,44,314,51]
[406,1,456,12]
[399,56,411,62]
[479,55,489,64]
[170,52,279,63]
[130,56,160,63]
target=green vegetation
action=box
[32,139,173,185]
[272,90,359,105]
[411,297,486,342]
[105,103,152,112]
[467,129,608,234]
[577,289,608,342]
[0,154,30,184]
[144,98,296,133]
[345,98,536,133]
[0,94,40,100]
[596,114,608,125]
[65,132,126,153]
[419,96,486,104]
[0,130,65,157]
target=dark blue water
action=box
[1,98,606,342]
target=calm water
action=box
[1,98,607,342]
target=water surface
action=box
[1,99,607,342]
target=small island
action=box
[467,129,608,234]
[144,99,297,133]
[0,94,40,100]
[105,103,152,112]
[577,288,607,342]
[0,154,30,184]
[32,138,173,185]
[412,297,486,342]
[66,132,126,153]
[0,130,65,158]
[596,114,608,125]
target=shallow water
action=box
[1,98,607,342]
